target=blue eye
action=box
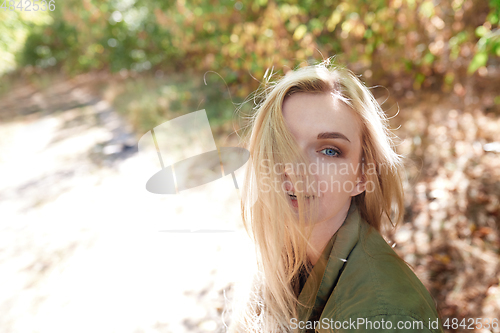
[320,148,340,157]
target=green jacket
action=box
[295,204,443,333]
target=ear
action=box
[350,174,366,197]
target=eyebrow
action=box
[317,132,351,143]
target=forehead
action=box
[281,92,361,143]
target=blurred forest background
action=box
[0,0,499,332]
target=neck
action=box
[306,200,352,266]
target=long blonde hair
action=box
[229,59,404,332]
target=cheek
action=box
[315,161,360,195]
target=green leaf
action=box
[467,52,488,74]
[475,25,488,38]
[423,52,435,65]
[293,24,307,40]
[419,1,434,18]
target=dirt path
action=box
[0,76,251,333]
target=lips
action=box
[287,190,315,208]
[286,191,313,200]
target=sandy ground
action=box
[0,85,254,333]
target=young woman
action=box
[229,60,443,333]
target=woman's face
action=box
[281,91,366,225]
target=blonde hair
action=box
[229,59,404,333]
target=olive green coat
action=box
[295,204,444,333]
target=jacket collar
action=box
[297,203,362,323]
